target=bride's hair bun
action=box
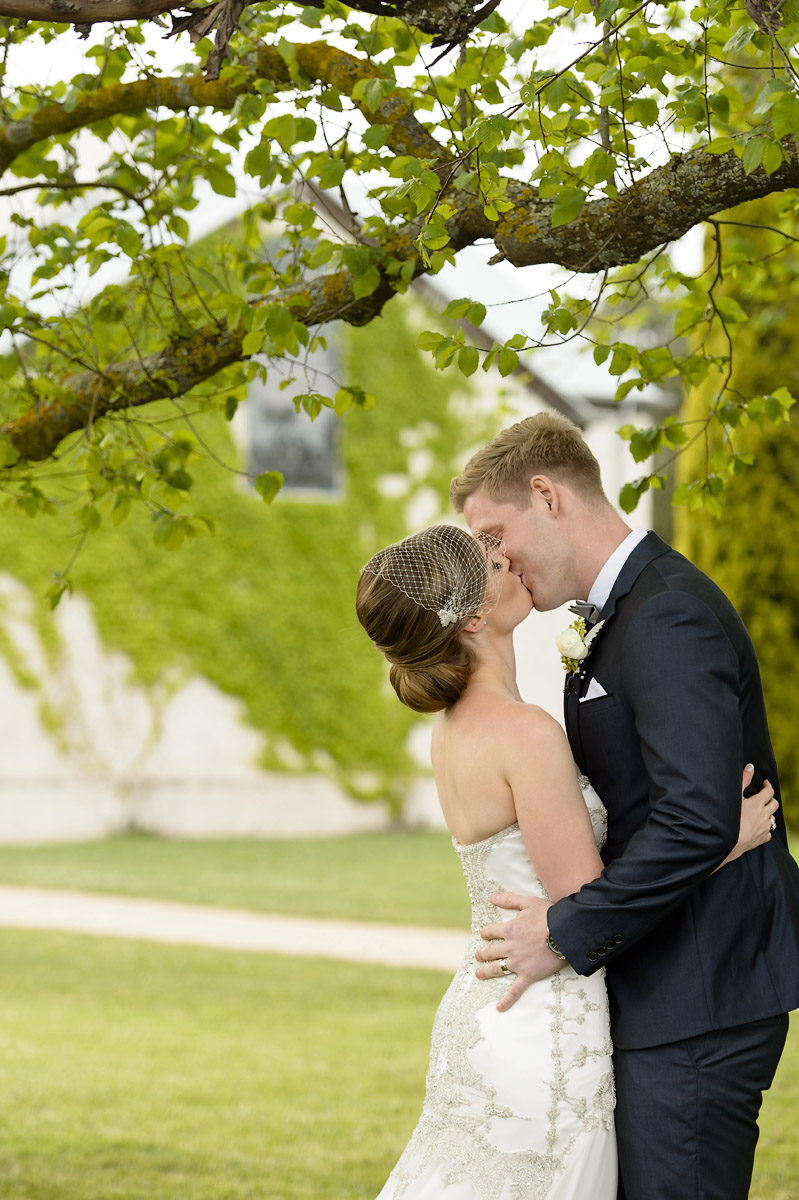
[356,533,480,713]
[388,655,472,714]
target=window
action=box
[247,336,341,496]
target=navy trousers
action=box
[613,1013,790,1200]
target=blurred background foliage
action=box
[676,197,799,827]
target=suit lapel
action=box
[563,532,671,767]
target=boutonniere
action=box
[556,617,605,673]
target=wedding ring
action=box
[770,816,777,831]
[499,958,512,975]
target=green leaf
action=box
[207,165,237,198]
[318,157,347,189]
[444,298,472,320]
[752,77,792,117]
[629,96,659,127]
[0,437,20,468]
[242,330,265,356]
[337,386,376,411]
[497,347,519,376]
[244,142,273,185]
[674,304,706,337]
[550,188,585,229]
[772,95,799,139]
[362,124,389,150]
[112,495,132,526]
[715,296,748,325]
[254,471,283,504]
[742,137,770,175]
[352,76,393,113]
[78,505,101,532]
[723,25,755,52]
[705,136,736,155]
[264,114,297,151]
[458,345,479,376]
[352,265,381,299]
[619,478,649,513]
[761,141,783,174]
[771,385,796,411]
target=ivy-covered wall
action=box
[0,294,497,811]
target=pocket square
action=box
[580,678,608,703]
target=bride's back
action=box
[431,688,533,846]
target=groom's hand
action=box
[475,893,565,1013]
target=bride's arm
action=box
[500,706,604,902]
[713,765,777,872]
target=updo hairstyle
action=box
[356,526,489,714]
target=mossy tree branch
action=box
[2,36,799,466]
[4,140,799,461]
[0,41,446,177]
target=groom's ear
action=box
[530,475,559,514]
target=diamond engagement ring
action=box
[499,958,512,975]
[770,816,777,831]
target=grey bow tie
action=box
[569,601,601,626]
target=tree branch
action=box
[492,148,799,272]
[3,35,799,464]
[5,144,798,463]
[0,41,445,177]
[0,0,187,19]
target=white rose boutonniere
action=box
[556,616,605,673]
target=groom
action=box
[451,411,799,1200]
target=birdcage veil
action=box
[360,525,506,628]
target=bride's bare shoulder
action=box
[507,700,566,735]
[446,694,566,749]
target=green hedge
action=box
[675,205,799,827]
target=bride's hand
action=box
[716,764,778,871]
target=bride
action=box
[355,524,776,1200]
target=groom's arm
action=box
[547,588,743,975]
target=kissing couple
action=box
[356,411,799,1200]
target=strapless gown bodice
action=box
[377,778,616,1200]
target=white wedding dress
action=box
[377,778,617,1200]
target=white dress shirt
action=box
[586,527,649,614]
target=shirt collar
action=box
[586,527,649,614]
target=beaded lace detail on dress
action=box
[379,777,615,1200]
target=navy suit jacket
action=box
[548,532,799,1049]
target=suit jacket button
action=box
[597,946,607,956]
[614,934,623,944]
[605,940,616,951]
[588,951,599,962]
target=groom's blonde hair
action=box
[450,411,606,511]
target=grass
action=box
[0,831,471,928]
[0,926,795,1199]
[752,1011,799,1200]
[0,927,444,1200]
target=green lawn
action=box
[755,1011,799,1200]
[0,831,470,928]
[0,927,795,1199]
[0,927,442,1200]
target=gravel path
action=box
[0,885,468,971]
